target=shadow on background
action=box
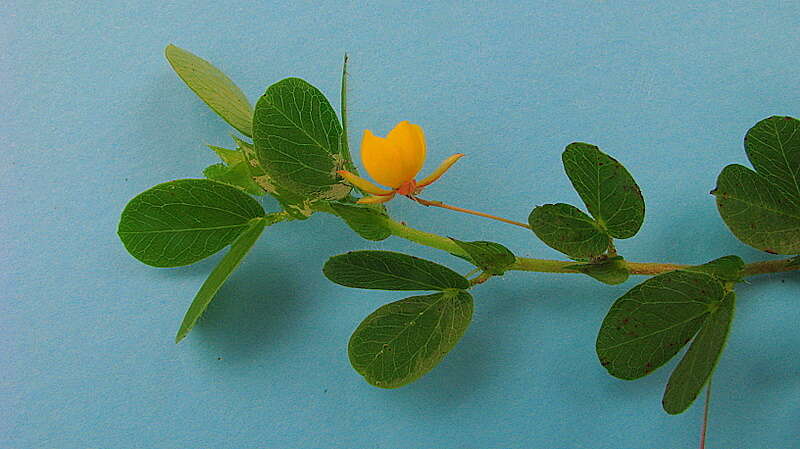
[186,250,309,364]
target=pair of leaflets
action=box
[596,255,743,414]
[118,178,272,342]
[529,143,645,284]
[323,241,516,387]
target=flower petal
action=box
[337,170,394,196]
[386,121,426,180]
[357,192,396,204]
[417,153,464,187]
[361,129,411,188]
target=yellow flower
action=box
[338,121,463,204]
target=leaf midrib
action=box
[118,222,250,235]
[363,292,454,375]
[599,308,709,352]
[338,257,451,290]
[763,119,800,197]
[718,191,800,220]
[258,83,339,179]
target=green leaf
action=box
[529,203,610,258]
[662,291,735,414]
[713,164,800,254]
[207,144,244,165]
[203,162,265,196]
[567,256,629,285]
[684,255,745,282]
[596,270,725,380]
[330,202,391,241]
[165,44,253,137]
[349,290,473,388]
[203,163,229,178]
[175,218,267,343]
[714,117,800,254]
[237,135,315,219]
[450,239,516,275]
[562,142,645,239]
[118,179,265,267]
[788,256,800,267]
[252,77,350,203]
[339,53,357,175]
[323,251,470,291]
[743,116,800,200]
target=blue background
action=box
[3,1,799,448]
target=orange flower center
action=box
[396,179,418,196]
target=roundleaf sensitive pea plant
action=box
[118,45,799,442]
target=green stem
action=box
[509,257,579,273]
[741,259,798,277]
[315,204,798,279]
[378,216,798,279]
[382,218,467,256]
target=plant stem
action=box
[378,216,799,279]
[741,259,798,277]
[625,262,689,275]
[508,257,580,273]
[412,197,531,229]
[382,218,468,255]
